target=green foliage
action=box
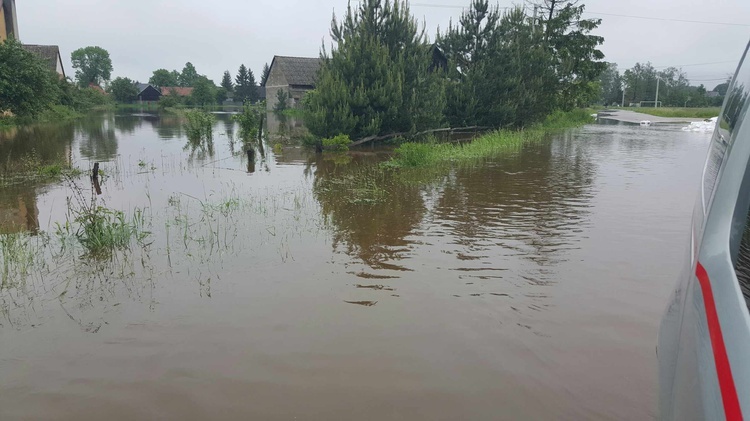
[622,62,703,107]
[235,64,258,103]
[184,109,216,140]
[0,37,61,118]
[221,70,234,93]
[232,104,263,140]
[191,77,217,106]
[179,62,200,87]
[274,89,289,114]
[71,46,113,87]
[598,63,622,105]
[630,107,721,119]
[158,91,183,109]
[303,0,446,139]
[387,109,593,168]
[109,77,139,103]
[322,134,352,151]
[149,68,179,87]
[216,87,228,104]
[58,79,111,112]
[438,1,604,128]
[260,63,271,87]
[55,194,150,258]
[0,232,36,288]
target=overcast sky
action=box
[16,0,750,90]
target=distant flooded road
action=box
[0,114,711,420]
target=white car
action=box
[659,41,750,420]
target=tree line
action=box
[597,62,727,107]
[109,62,270,106]
[0,39,110,122]
[303,0,606,141]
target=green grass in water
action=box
[387,109,594,169]
[627,107,720,119]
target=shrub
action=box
[232,105,262,140]
[184,110,215,141]
[322,134,352,152]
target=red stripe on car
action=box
[696,262,743,420]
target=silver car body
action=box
[659,41,750,420]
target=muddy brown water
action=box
[0,113,711,420]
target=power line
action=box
[584,11,750,27]
[690,77,730,82]
[407,2,750,27]
[654,60,738,69]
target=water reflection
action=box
[77,115,118,161]
[0,186,39,233]
[433,135,594,260]
[311,153,426,270]
[0,122,75,167]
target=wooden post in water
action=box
[246,149,256,173]
[91,162,102,195]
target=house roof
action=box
[161,86,193,96]
[22,44,64,77]
[136,83,157,94]
[269,56,321,87]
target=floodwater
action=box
[0,113,711,420]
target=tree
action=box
[623,62,657,104]
[191,76,216,106]
[0,37,60,117]
[235,64,258,103]
[149,68,179,87]
[260,63,271,87]
[216,87,228,104]
[304,0,445,139]
[109,77,139,103]
[598,63,622,105]
[179,62,199,87]
[439,2,557,127]
[71,46,113,87]
[274,89,289,114]
[540,1,606,109]
[713,81,730,96]
[221,70,234,94]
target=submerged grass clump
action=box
[55,179,151,257]
[386,109,593,169]
[184,110,216,141]
[0,232,36,288]
[0,149,83,186]
[627,107,720,119]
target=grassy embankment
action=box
[626,107,720,119]
[387,108,596,169]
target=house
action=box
[265,56,321,111]
[429,44,448,73]
[1,0,18,41]
[89,83,106,95]
[22,44,66,78]
[161,86,194,97]
[136,83,161,102]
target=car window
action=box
[705,48,750,214]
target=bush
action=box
[390,142,437,167]
[322,134,352,152]
[0,38,61,118]
[158,92,183,109]
[184,110,215,140]
[232,105,262,140]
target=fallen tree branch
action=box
[349,126,490,147]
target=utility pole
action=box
[621,86,626,108]
[532,6,538,31]
[655,77,660,108]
